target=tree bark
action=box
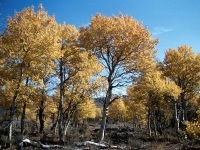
[181,93,187,121]
[99,83,112,142]
[8,97,16,141]
[21,77,28,136]
[174,100,179,131]
[8,64,23,141]
[63,119,70,136]
[63,104,78,136]
[39,101,45,133]
[148,107,152,136]
[153,109,158,136]
[21,101,26,136]
[58,59,64,142]
[52,113,55,123]
[50,119,58,136]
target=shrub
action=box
[184,109,200,140]
[128,138,143,149]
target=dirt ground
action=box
[0,123,200,149]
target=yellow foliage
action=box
[142,69,182,100]
[0,5,62,112]
[161,45,200,101]
[126,65,182,124]
[77,99,97,119]
[95,107,103,118]
[125,89,148,125]
[79,13,158,81]
[128,66,181,106]
[184,109,200,139]
[109,99,126,121]
[25,107,37,121]
[0,5,61,84]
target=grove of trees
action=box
[0,4,200,148]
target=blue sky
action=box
[1,0,200,61]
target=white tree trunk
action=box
[53,120,58,136]
[99,84,112,142]
[174,101,179,131]
[63,119,70,136]
[8,92,18,141]
[8,65,23,141]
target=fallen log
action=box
[18,138,68,149]
[75,141,126,149]
[18,139,126,149]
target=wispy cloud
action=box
[83,22,90,27]
[152,27,173,36]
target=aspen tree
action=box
[127,66,181,135]
[61,51,103,136]
[160,46,200,129]
[79,13,158,141]
[56,23,103,141]
[0,5,61,141]
[55,23,79,142]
